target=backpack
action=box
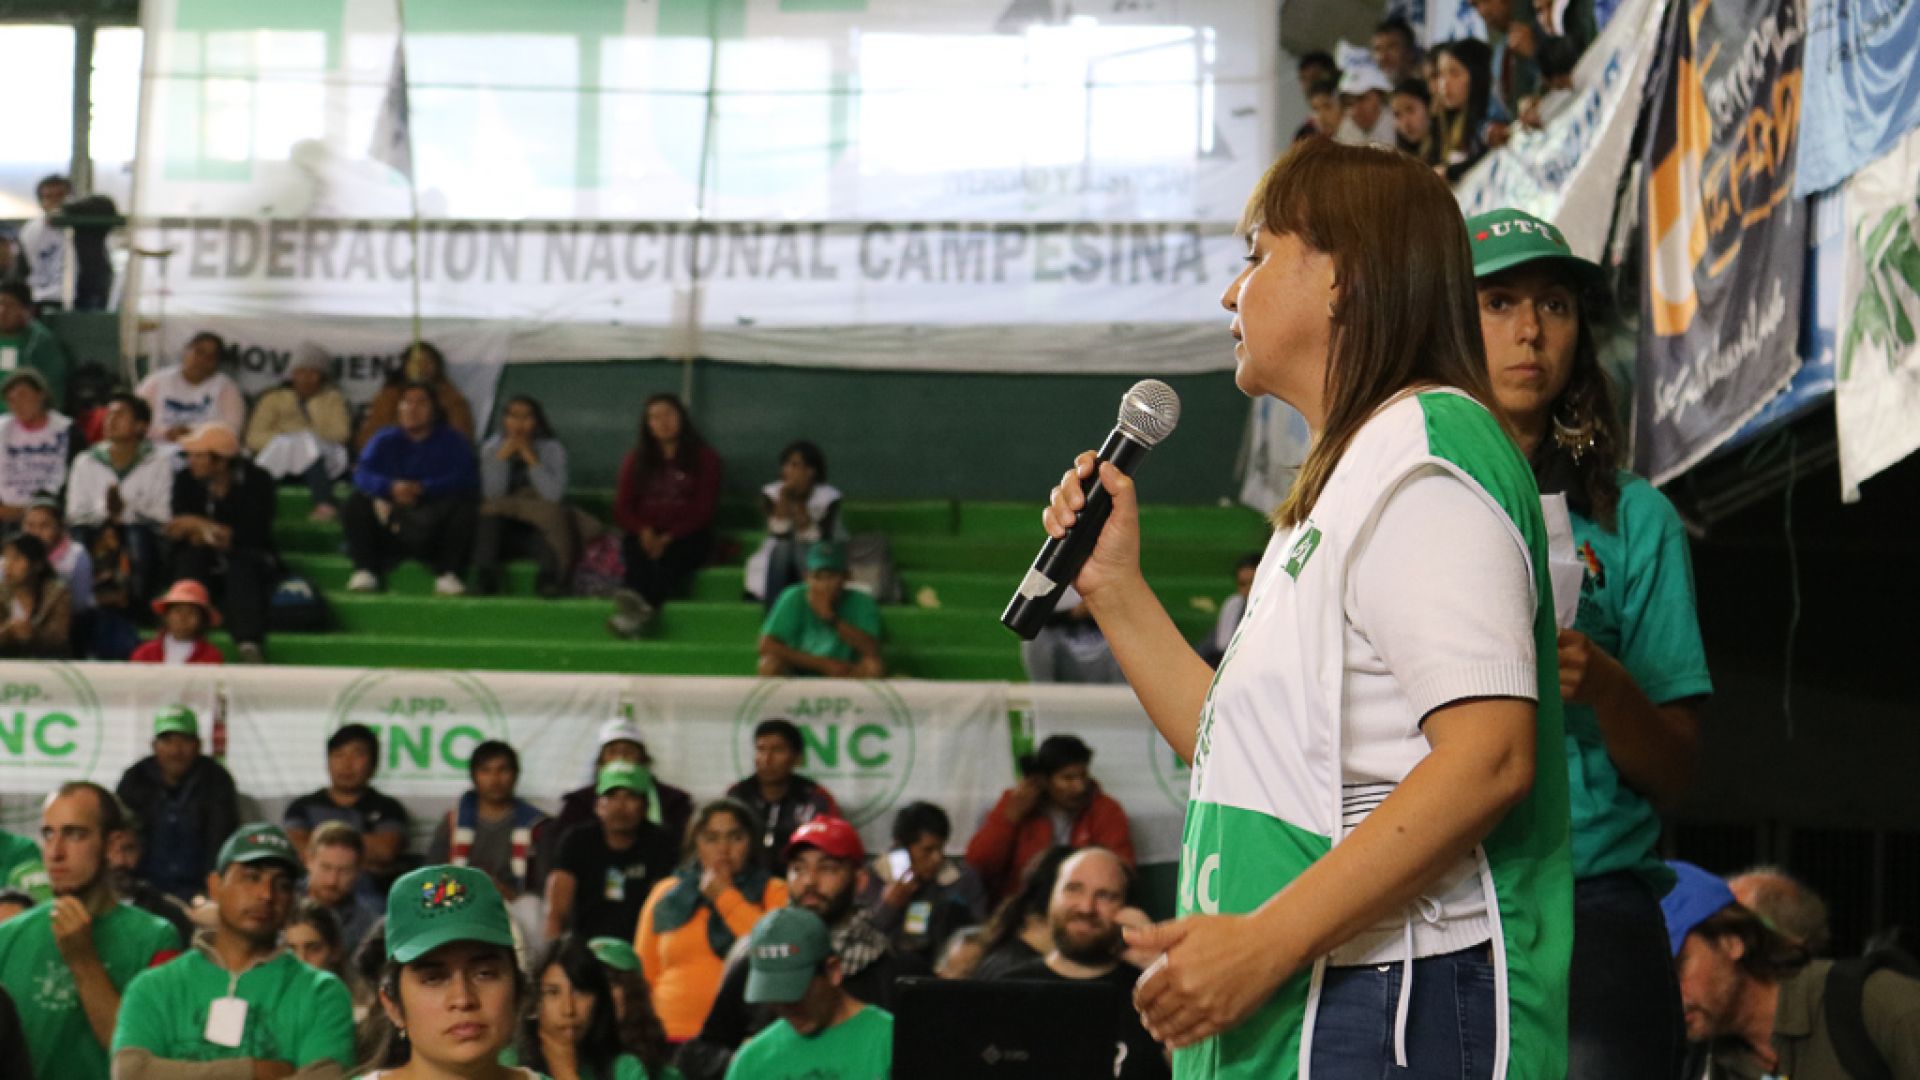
[846,532,902,605]
[268,573,333,633]
[1823,948,1920,1080]
[571,532,627,598]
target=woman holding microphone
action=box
[1049,139,1572,1078]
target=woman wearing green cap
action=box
[1469,207,1712,1079]
[1047,138,1572,1078]
[354,864,548,1080]
[517,935,679,1080]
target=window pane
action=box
[0,25,75,215]
[92,26,145,206]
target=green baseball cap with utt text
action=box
[215,823,300,874]
[1466,208,1606,292]
[745,907,833,1005]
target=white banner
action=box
[1836,125,1920,500]
[1452,0,1669,261]
[129,0,1279,372]
[152,316,507,436]
[1025,684,1186,865]
[0,664,1013,860]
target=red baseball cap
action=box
[784,817,864,863]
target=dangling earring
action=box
[1552,393,1598,463]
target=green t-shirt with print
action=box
[0,830,50,902]
[0,899,179,1080]
[725,1005,892,1080]
[112,948,354,1069]
[761,585,883,665]
[1564,472,1713,888]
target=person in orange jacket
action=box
[965,734,1135,904]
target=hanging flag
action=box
[1795,0,1920,197]
[1835,125,1920,500]
[1634,0,1809,486]
[371,37,413,179]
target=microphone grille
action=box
[1117,380,1181,446]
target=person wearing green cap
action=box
[115,703,242,902]
[112,823,354,1078]
[0,278,71,410]
[1469,206,1712,1080]
[544,763,678,944]
[0,782,180,1080]
[0,827,50,905]
[516,934,679,1080]
[355,864,545,1080]
[723,908,890,1080]
[584,936,654,1029]
[755,541,883,679]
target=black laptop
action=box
[891,976,1124,1078]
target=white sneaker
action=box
[346,570,379,593]
[434,573,467,596]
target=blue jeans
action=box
[1311,945,1497,1079]
[1568,872,1685,1080]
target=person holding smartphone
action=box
[857,802,986,966]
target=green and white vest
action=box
[1177,390,1572,1079]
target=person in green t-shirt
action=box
[516,934,679,1080]
[352,864,548,1080]
[0,281,71,411]
[112,822,355,1077]
[0,781,180,1080]
[725,908,890,1080]
[756,542,884,679]
[0,827,51,904]
[1470,207,1713,1080]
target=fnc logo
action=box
[330,671,507,783]
[0,667,104,777]
[733,681,915,828]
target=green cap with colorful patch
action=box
[386,864,516,964]
[214,823,300,874]
[745,907,833,1004]
[596,761,653,796]
[587,936,641,973]
[153,703,199,739]
[1466,207,1606,291]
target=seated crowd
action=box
[0,718,1177,1079]
[1293,3,1599,185]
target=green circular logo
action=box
[732,680,915,828]
[1148,727,1192,812]
[330,671,508,786]
[0,665,104,778]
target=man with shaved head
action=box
[1729,866,1832,956]
[990,847,1169,1079]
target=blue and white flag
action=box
[1796,0,1920,197]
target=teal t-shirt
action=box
[0,829,50,902]
[761,584,883,665]
[112,947,355,1069]
[0,899,179,1080]
[1564,472,1713,888]
[725,1006,892,1080]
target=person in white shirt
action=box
[0,369,76,524]
[16,175,71,307]
[1334,65,1400,148]
[1200,552,1260,666]
[136,332,247,444]
[66,393,173,615]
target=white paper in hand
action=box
[1540,493,1584,630]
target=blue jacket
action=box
[354,424,478,501]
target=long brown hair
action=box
[1241,139,1499,527]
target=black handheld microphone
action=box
[1002,379,1181,640]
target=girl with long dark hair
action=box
[0,531,72,657]
[517,936,675,1080]
[474,395,584,596]
[608,394,722,634]
[1432,39,1509,183]
[1469,207,1710,1079]
[1048,138,1572,1077]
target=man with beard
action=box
[991,847,1169,1080]
[296,822,380,959]
[1664,861,1920,1079]
[678,817,924,1080]
[0,782,179,1080]
[112,824,355,1077]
